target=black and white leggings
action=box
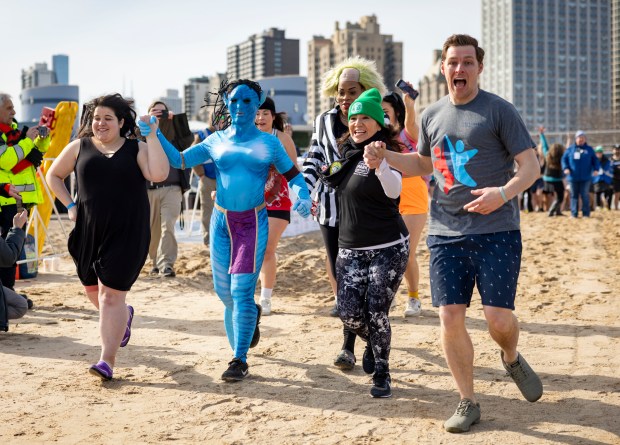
[336,240,409,374]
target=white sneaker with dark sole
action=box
[403,298,422,317]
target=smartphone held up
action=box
[396,79,419,100]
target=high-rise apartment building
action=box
[52,54,69,85]
[482,0,611,134]
[307,15,403,122]
[227,28,299,81]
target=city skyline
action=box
[1,0,481,119]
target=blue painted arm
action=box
[156,130,211,169]
[289,173,312,218]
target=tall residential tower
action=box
[226,28,299,81]
[481,0,611,134]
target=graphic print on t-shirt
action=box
[433,135,478,194]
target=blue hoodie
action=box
[561,143,599,182]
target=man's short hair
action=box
[0,93,11,107]
[441,34,485,64]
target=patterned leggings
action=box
[336,240,409,373]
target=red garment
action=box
[264,166,291,211]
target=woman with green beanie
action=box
[320,88,409,398]
[303,56,387,372]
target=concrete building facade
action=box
[307,15,403,123]
[417,49,449,115]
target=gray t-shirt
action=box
[418,90,535,236]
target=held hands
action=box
[292,198,312,218]
[13,209,28,229]
[137,115,158,137]
[363,141,386,170]
[463,187,506,215]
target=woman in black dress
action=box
[47,94,168,381]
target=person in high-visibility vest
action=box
[0,93,49,290]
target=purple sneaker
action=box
[89,361,113,381]
[120,305,134,347]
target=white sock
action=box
[261,288,273,300]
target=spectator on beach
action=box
[255,97,298,315]
[562,131,599,218]
[382,88,428,317]
[0,92,49,297]
[321,88,408,398]
[612,144,620,210]
[191,118,224,246]
[0,184,29,331]
[592,146,613,210]
[302,56,386,372]
[146,101,193,278]
[539,127,566,217]
[140,79,311,382]
[46,93,168,381]
[364,34,543,433]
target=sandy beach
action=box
[1,210,618,444]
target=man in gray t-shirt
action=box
[418,91,535,235]
[363,34,542,434]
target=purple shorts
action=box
[216,202,265,274]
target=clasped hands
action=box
[137,116,159,137]
[363,141,386,170]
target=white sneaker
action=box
[260,298,272,316]
[403,298,422,317]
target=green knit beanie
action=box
[348,88,385,127]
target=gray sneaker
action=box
[501,351,543,402]
[444,398,480,433]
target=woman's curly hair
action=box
[77,93,138,139]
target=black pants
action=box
[0,204,17,289]
[546,181,565,216]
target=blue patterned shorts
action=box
[427,231,522,309]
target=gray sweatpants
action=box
[5,286,27,320]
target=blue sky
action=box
[3,0,480,118]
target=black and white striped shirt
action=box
[302,107,347,227]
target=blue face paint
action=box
[225,84,261,128]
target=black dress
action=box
[68,137,150,291]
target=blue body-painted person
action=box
[139,79,312,382]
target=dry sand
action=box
[1,210,619,444]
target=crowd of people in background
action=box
[521,128,620,216]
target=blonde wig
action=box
[320,56,386,98]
